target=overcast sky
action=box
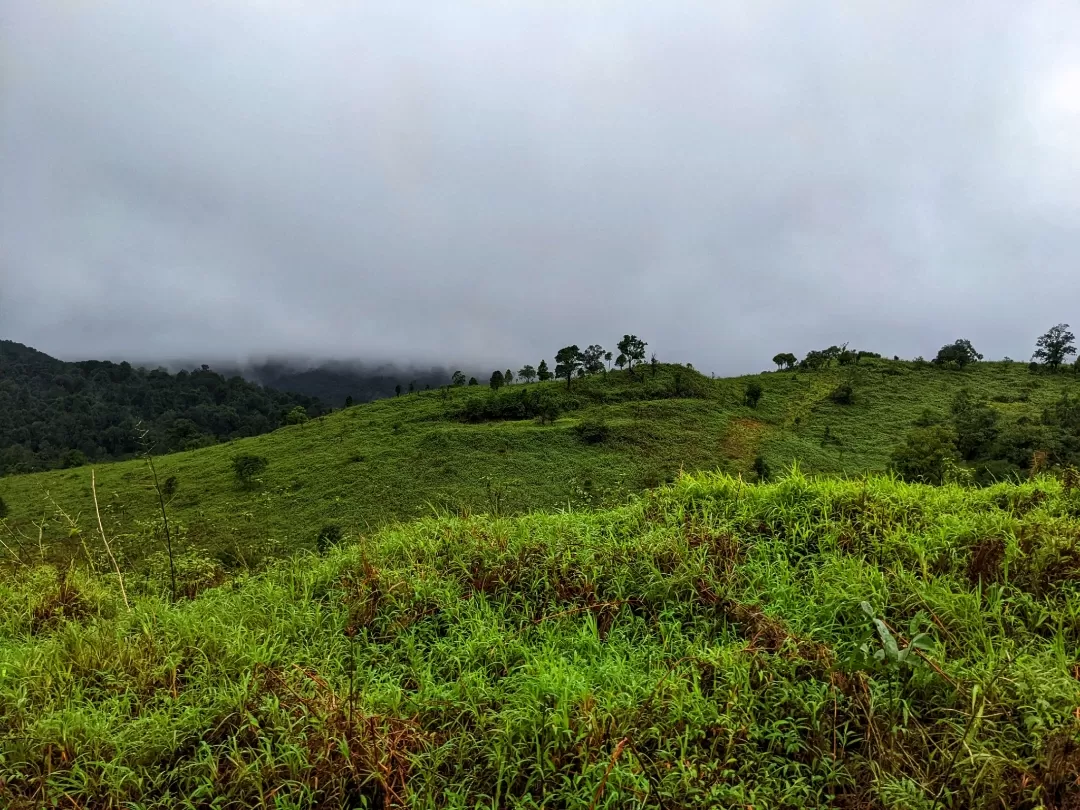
[2,1,1079,374]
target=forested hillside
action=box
[228,359,453,407]
[0,341,327,474]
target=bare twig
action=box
[0,521,26,567]
[92,469,129,609]
[136,423,176,601]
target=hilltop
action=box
[1,357,1079,571]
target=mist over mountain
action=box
[209,359,458,407]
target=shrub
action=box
[829,382,855,405]
[744,382,763,408]
[162,476,179,498]
[316,524,343,554]
[232,454,268,487]
[0,495,7,520]
[890,425,959,485]
[285,406,309,425]
[752,454,771,482]
[574,417,610,444]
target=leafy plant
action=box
[232,454,269,488]
[858,601,934,668]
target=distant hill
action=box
[221,359,454,407]
[0,340,327,474]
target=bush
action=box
[232,454,269,487]
[752,454,771,482]
[890,425,959,485]
[829,382,855,405]
[574,417,610,445]
[285,406,309,425]
[162,476,179,498]
[0,495,7,520]
[744,382,763,408]
[316,524,343,554]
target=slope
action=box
[1,360,1079,571]
[2,472,1078,808]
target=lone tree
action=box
[555,345,584,388]
[772,353,797,371]
[344,395,354,407]
[395,384,402,397]
[489,370,505,390]
[468,377,478,386]
[582,345,606,375]
[744,381,764,408]
[518,364,537,384]
[1033,324,1077,371]
[504,369,514,385]
[615,354,627,371]
[537,360,552,382]
[933,339,983,369]
[617,334,647,374]
[452,370,467,386]
[604,351,613,370]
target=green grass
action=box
[2,470,1078,808]
[1,361,1078,570]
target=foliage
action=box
[285,405,310,425]
[315,523,343,554]
[829,381,855,405]
[536,360,552,382]
[468,377,478,386]
[891,425,959,484]
[232,454,269,487]
[1,472,1078,808]
[452,370,467,386]
[581,345,606,376]
[616,334,647,373]
[772,352,797,370]
[0,340,324,475]
[1032,323,1077,370]
[504,369,514,385]
[554,346,583,388]
[752,453,770,481]
[933,339,983,369]
[573,416,610,444]
[744,381,763,408]
[517,365,537,384]
[0,496,7,520]
[489,370,505,391]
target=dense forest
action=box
[0,341,327,475]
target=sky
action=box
[2,1,1080,375]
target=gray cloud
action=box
[3,1,1080,373]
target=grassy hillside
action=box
[2,471,1078,808]
[1,360,1079,570]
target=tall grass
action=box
[1,470,1077,808]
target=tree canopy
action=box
[0,340,324,475]
[1033,324,1076,370]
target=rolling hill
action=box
[1,358,1078,571]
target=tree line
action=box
[772,324,1077,374]
[451,334,650,392]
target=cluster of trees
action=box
[772,345,880,371]
[892,386,1080,485]
[0,341,326,475]
[454,334,649,393]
